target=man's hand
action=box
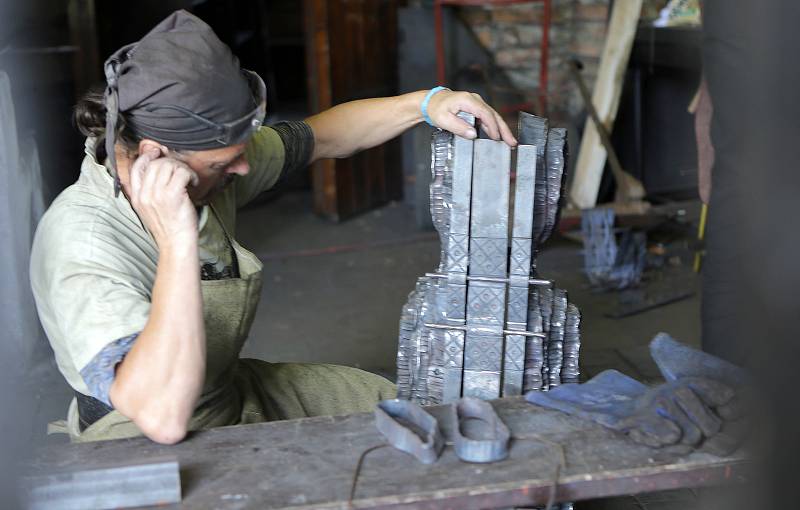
[425,90,518,147]
[128,147,200,248]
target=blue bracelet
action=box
[422,86,449,127]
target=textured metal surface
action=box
[451,398,510,463]
[375,399,444,465]
[396,112,582,405]
[463,139,510,400]
[22,459,181,510]
[504,144,537,397]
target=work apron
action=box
[60,206,395,442]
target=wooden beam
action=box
[67,0,101,98]
[569,0,643,209]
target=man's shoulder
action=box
[32,183,152,274]
[38,183,117,239]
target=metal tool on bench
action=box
[396,111,582,405]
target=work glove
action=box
[649,333,752,454]
[525,370,676,447]
[526,370,735,449]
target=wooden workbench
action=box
[27,397,748,509]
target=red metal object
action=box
[434,0,551,115]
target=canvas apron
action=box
[63,206,264,442]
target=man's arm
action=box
[108,146,205,444]
[305,90,517,163]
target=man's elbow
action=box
[111,387,191,444]
[135,413,189,445]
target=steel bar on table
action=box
[22,459,180,510]
[463,139,511,400]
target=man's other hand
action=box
[426,90,518,147]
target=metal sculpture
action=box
[397,112,582,405]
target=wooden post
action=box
[569,0,642,209]
[68,0,100,98]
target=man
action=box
[30,10,516,444]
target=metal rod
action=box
[424,322,546,338]
[425,272,552,286]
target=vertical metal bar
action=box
[463,139,511,400]
[503,144,537,396]
[440,112,475,403]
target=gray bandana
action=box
[103,10,266,196]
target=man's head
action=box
[75,9,266,202]
[135,140,250,206]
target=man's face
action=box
[173,143,249,205]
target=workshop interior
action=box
[1,0,798,509]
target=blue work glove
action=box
[526,370,734,449]
[526,370,680,447]
[650,333,752,453]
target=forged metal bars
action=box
[397,112,581,404]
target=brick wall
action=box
[457,0,667,121]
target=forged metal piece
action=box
[23,459,181,510]
[439,113,476,402]
[451,397,510,463]
[519,112,550,259]
[523,293,546,392]
[375,399,445,464]
[463,139,511,400]
[504,144,537,396]
[548,289,568,388]
[540,128,568,245]
[562,303,582,384]
[396,111,581,405]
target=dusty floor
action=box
[29,190,705,508]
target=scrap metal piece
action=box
[463,139,511,400]
[375,399,445,464]
[451,397,511,463]
[22,459,181,510]
[375,399,444,464]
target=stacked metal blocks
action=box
[397,112,582,405]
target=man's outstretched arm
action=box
[305,90,517,163]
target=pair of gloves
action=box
[526,334,750,455]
